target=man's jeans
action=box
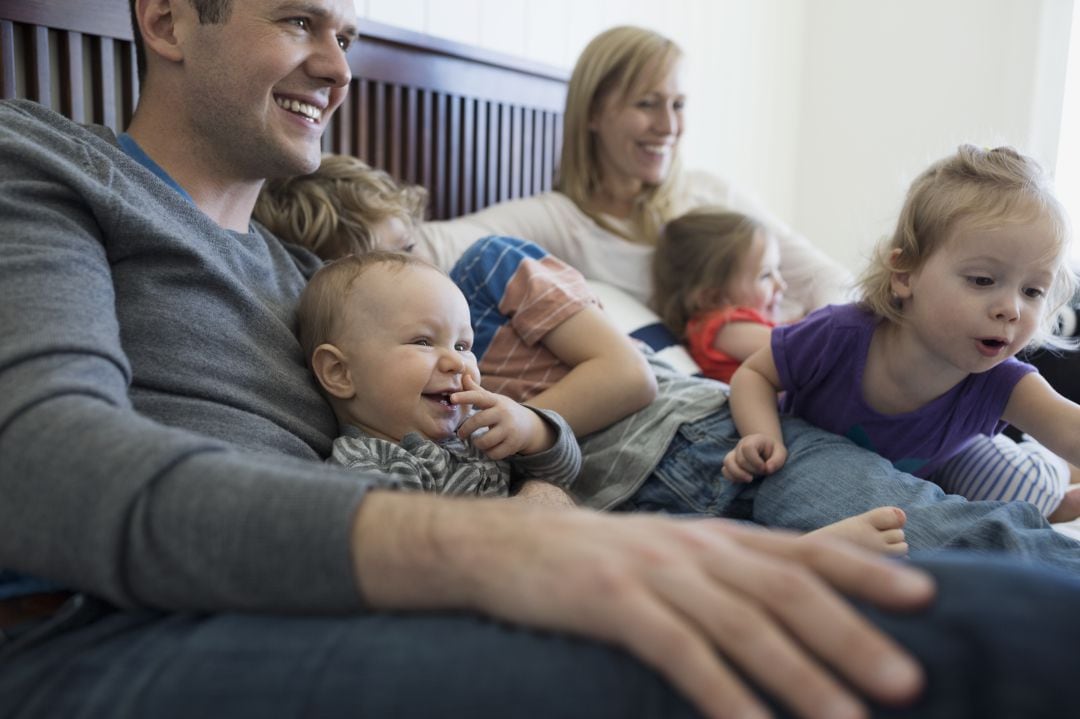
[1,555,1078,718]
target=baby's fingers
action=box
[456,410,491,439]
[722,450,755,483]
[451,389,492,409]
[738,440,771,472]
[762,446,788,474]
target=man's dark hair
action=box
[129,0,234,84]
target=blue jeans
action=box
[1,554,1077,718]
[622,408,1080,571]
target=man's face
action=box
[178,0,356,180]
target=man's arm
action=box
[350,491,933,719]
[0,102,376,612]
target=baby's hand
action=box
[722,434,788,483]
[452,375,555,460]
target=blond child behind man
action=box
[255,154,424,258]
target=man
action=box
[0,2,1078,718]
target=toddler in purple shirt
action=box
[724,144,1080,522]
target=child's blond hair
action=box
[255,154,428,261]
[858,144,1075,349]
[296,251,435,367]
[651,207,766,338]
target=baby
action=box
[652,207,786,383]
[296,251,581,497]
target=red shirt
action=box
[685,306,775,383]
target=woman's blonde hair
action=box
[296,251,433,366]
[652,208,766,338]
[255,154,428,261]
[858,144,1076,349]
[557,25,683,246]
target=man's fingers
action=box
[599,585,772,719]
[650,560,867,719]
[715,522,934,609]
[703,523,932,706]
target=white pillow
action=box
[585,280,703,377]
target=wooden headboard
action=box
[0,0,568,220]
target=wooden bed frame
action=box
[0,0,568,220]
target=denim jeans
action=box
[1,554,1078,719]
[621,407,1080,571]
[0,596,699,719]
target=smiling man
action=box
[2,2,1080,719]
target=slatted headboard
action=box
[0,0,568,220]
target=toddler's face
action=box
[891,216,1059,376]
[724,230,786,319]
[330,264,480,442]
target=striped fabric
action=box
[329,407,581,497]
[453,236,596,401]
[933,433,1069,516]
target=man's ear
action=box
[310,344,355,399]
[888,248,914,299]
[134,0,189,67]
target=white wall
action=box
[356,0,1075,273]
[794,0,1073,271]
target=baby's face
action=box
[331,264,480,442]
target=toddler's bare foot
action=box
[807,506,908,556]
[1049,485,1080,523]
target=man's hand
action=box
[352,493,932,719]
[452,375,555,459]
[723,433,788,483]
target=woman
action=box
[416,25,848,316]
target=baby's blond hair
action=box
[296,251,435,367]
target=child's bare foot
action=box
[1049,485,1080,523]
[807,506,908,556]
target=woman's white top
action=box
[417,169,853,317]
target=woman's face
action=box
[589,60,685,199]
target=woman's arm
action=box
[525,304,658,437]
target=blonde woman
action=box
[416,25,848,316]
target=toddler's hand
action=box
[722,434,788,483]
[452,375,554,460]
